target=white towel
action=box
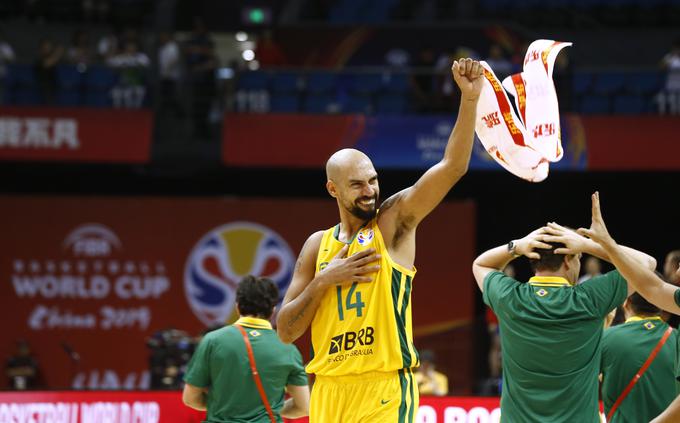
[475,40,572,182]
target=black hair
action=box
[529,241,568,272]
[627,271,669,315]
[236,275,279,319]
[628,292,660,315]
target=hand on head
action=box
[514,227,552,259]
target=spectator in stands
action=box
[484,44,513,81]
[185,17,217,139]
[434,50,460,113]
[35,38,64,104]
[385,47,410,69]
[107,39,150,108]
[412,48,437,113]
[578,256,603,284]
[661,39,680,92]
[5,340,40,390]
[415,350,449,396]
[97,29,120,60]
[657,39,680,114]
[66,29,93,69]
[0,31,16,105]
[157,31,183,116]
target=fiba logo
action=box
[356,229,374,246]
[62,223,122,257]
[184,222,295,326]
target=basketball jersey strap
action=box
[235,324,277,423]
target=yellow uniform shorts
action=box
[310,369,419,423]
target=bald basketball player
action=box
[276,58,484,423]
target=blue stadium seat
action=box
[85,66,118,90]
[84,66,117,107]
[4,64,38,105]
[303,94,337,113]
[344,94,373,114]
[271,72,300,94]
[580,95,610,114]
[591,72,626,95]
[55,65,83,106]
[56,65,82,90]
[572,72,593,96]
[306,72,337,94]
[375,93,408,114]
[236,71,269,91]
[612,94,648,114]
[13,89,41,105]
[56,90,81,106]
[625,71,663,95]
[270,94,300,113]
[383,73,409,93]
[348,73,383,94]
[84,90,112,107]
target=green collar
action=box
[333,221,369,244]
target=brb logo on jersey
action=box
[184,222,295,326]
[356,229,374,246]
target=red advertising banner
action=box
[0,107,152,163]
[222,114,365,167]
[581,115,680,170]
[0,391,499,423]
[0,196,475,391]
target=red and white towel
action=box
[475,40,572,182]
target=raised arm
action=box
[379,59,483,231]
[578,192,680,313]
[276,232,380,343]
[472,228,551,292]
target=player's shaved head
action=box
[326,149,373,182]
[325,149,379,221]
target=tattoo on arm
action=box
[379,192,403,213]
[288,297,312,328]
[294,237,311,273]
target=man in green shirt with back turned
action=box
[472,224,655,423]
[183,275,310,422]
[601,290,678,423]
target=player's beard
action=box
[347,194,378,221]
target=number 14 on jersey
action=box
[336,282,365,321]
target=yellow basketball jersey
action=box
[306,218,419,376]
